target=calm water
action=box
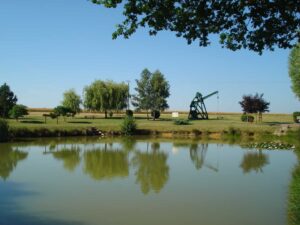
[0,137,297,225]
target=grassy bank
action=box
[6,111,297,138]
[287,130,300,225]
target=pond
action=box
[0,137,297,225]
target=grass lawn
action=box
[8,111,295,134]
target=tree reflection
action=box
[83,149,129,180]
[240,151,269,173]
[0,145,28,180]
[52,147,81,172]
[132,146,169,194]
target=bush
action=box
[174,119,190,125]
[121,116,137,135]
[125,110,133,117]
[241,114,254,122]
[293,112,300,123]
[0,119,9,142]
[151,110,160,119]
[228,127,241,136]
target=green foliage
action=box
[289,44,300,100]
[125,109,133,117]
[132,69,170,118]
[0,83,17,118]
[84,80,128,118]
[228,127,241,136]
[241,114,255,122]
[62,89,82,116]
[0,119,9,142]
[288,146,300,225]
[174,119,190,125]
[151,110,160,120]
[91,0,300,54]
[53,105,72,117]
[9,104,28,121]
[121,116,137,135]
[293,112,300,123]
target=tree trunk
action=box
[146,110,149,120]
[105,110,108,119]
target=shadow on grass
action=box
[264,122,293,126]
[20,120,44,124]
[67,121,92,124]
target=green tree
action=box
[0,83,17,118]
[0,119,9,142]
[289,44,300,100]
[53,105,72,123]
[90,0,300,54]
[62,89,82,116]
[84,80,128,118]
[132,69,170,120]
[9,104,28,121]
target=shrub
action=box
[151,110,160,119]
[121,116,137,135]
[174,119,190,125]
[293,112,300,123]
[241,114,254,122]
[125,110,133,117]
[0,119,9,142]
[228,127,241,136]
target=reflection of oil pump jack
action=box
[189,144,219,172]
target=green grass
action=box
[7,112,294,134]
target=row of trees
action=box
[53,69,170,120]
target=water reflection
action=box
[132,148,169,194]
[240,151,269,173]
[52,148,81,172]
[83,148,129,180]
[189,143,219,172]
[0,145,28,180]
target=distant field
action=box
[8,110,295,134]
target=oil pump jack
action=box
[188,91,219,120]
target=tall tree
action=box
[91,0,300,54]
[0,83,17,118]
[289,44,300,100]
[84,80,128,118]
[62,89,82,116]
[132,69,170,119]
[132,69,152,118]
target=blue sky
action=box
[0,0,299,113]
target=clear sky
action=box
[1,0,299,113]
